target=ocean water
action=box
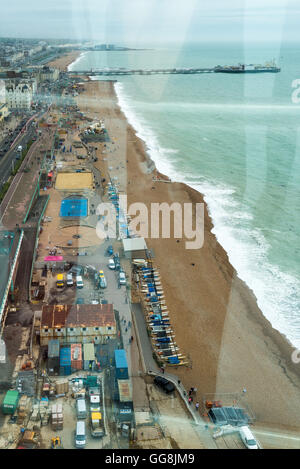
[70,43,300,347]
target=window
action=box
[82,327,86,332]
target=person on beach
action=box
[195,402,200,411]
[188,397,193,404]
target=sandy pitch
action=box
[55,172,93,190]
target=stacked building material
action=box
[30,404,40,422]
[17,395,30,424]
[71,343,82,371]
[40,399,50,426]
[51,403,63,430]
[55,380,69,396]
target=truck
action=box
[89,385,105,437]
[76,398,87,419]
[90,411,105,438]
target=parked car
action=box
[119,271,126,285]
[114,253,120,271]
[154,376,175,394]
[106,245,113,256]
[67,273,74,287]
[69,265,84,276]
[98,270,107,288]
[108,258,115,270]
[76,298,84,304]
[76,275,84,289]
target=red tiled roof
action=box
[41,304,115,329]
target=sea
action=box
[69,42,300,348]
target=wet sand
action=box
[76,79,300,435]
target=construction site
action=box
[0,71,288,451]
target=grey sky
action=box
[0,0,299,43]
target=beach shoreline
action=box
[48,51,300,435]
[47,50,82,71]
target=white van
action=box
[76,398,87,419]
[119,271,126,285]
[67,273,74,287]
[75,420,86,448]
[76,275,84,289]
[239,426,258,449]
[108,258,115,270]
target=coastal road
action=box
[0,124,36,190]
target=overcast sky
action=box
[0,0,299,44]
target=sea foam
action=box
[114,81,300,349]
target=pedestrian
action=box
[131,336,134,342]
[190,387,194,393]
[178,379,181,385]
[195,402,199,411]
[188,389,193,396]
[161,367,164,374]
[188,397,193,405]
[243,388,247,394]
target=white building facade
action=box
[5,79,36,110]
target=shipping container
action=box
[48,339,60,358]
[48,339,60,375]
[2,390,19,414]
[71,343,83,370]
[83,343,95,371]
[114,350,129,380]
[117,379,133,402]
[60,347,71,375]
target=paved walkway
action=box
[132,302,218,449]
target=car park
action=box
[154,376,175,394]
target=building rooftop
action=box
[122,237,147,252]
[41,304,115,329]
